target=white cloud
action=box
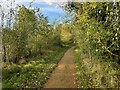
[55,4,59,8]
[39,0,68,3]
[14,0,68,3]
[1,0,66,16]
[37,0,68,5]
[10,0,68,7]
[41,7,63,12]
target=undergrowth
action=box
[74,48,120,88]
[2,46,69,88]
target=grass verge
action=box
[2,46,69,88]
[73,48,120,88]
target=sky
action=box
[0,0,69,24]
[21,2,67,24]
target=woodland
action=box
[1,1,120,88]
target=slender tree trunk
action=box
[116,2,120,63]
[3,44,6,62]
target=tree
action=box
[64,2,120,63]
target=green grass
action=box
[73,48,120,88]
[2,46,69,88]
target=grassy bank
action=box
[73,48,120,88]
[2,46,69,88]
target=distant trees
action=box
[60,23,72,44]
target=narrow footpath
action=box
[43,47,77,88]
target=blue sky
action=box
[0,0,68,24]
[21,2,67,24]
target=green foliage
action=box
[60,23,73,43]
[2,5,63,63]
[2,4,68,88]
[3,46,68,88]
[69,2,120,63]
[74,50,120,88]
[2,1,120,88]
[67,2,120,88]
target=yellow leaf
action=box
[106,6,108,11]
[77,9,81,15]
[110,12,113,15]
[93,3,97,8]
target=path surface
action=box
[43,47,77,88]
